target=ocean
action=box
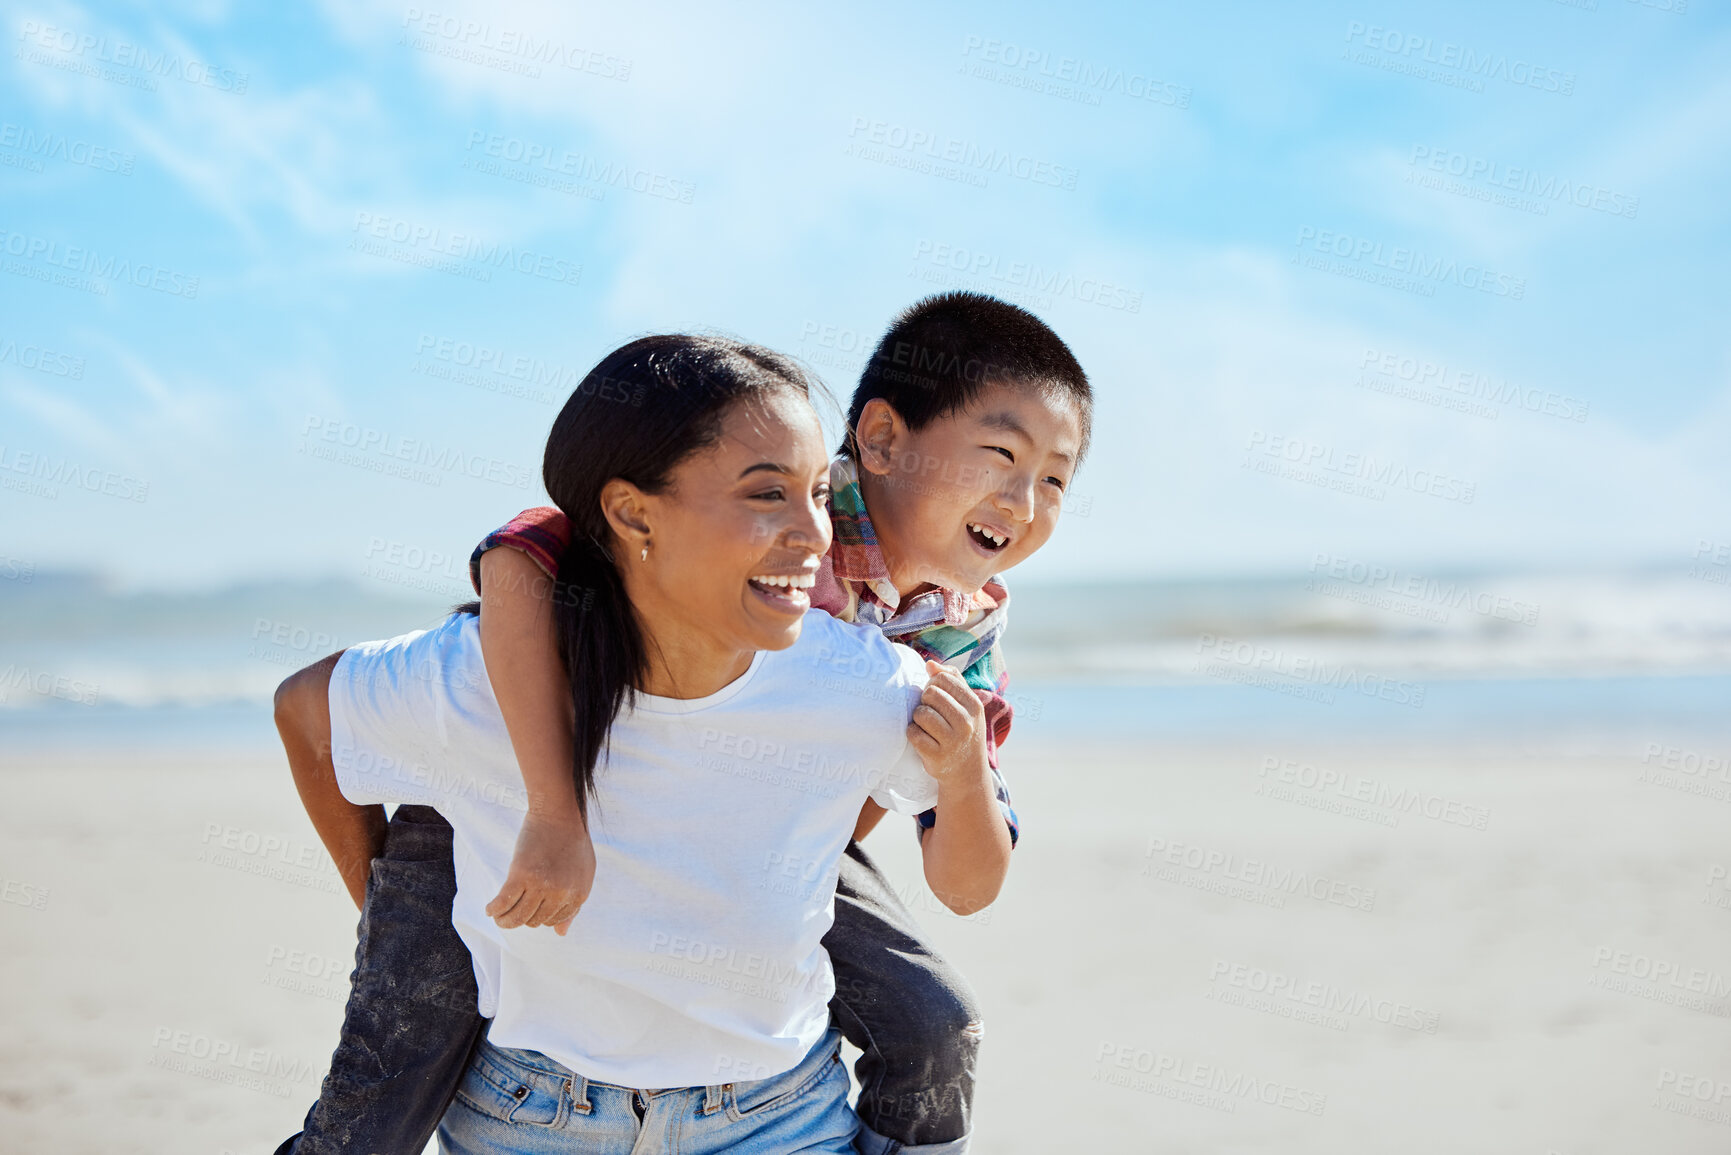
[3,566,1728,752]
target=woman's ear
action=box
[854,398,906,478]
[598,478,653,555]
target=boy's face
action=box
[855,381,1084,598]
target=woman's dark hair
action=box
[541,334,815,814]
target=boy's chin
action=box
[938,560,999,596]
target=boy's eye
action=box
[986,446,1014,461]
[1045,476,1066,490]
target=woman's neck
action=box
[633,613,755,700]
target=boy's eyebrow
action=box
[978,411,1031,439]
[978,411,1076,464]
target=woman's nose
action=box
[785,500,832,555]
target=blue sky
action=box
[1,0,1728,589]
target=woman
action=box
[275,335,1000,1153]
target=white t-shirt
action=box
[329,609,939,1090]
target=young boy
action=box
[279,291,1090,1155]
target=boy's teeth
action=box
[968,523,1006,546]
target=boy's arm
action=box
[477,543,594,936]
[276,651,381,909]
[856,649,1018,846]
[905,663,1014,916]
[851,799,888,842]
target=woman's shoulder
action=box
[768,611,925,696]
[334,610,488,697]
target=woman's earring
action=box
[640,544,649,562]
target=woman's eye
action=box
[750,488,785,502]
[813,486,832,503]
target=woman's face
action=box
[617,387,833,659]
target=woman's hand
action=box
[486,812,596,935]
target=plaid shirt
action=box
[469,455,1020,846]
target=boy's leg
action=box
[825,841,982,1155]
[276,804,486,1155]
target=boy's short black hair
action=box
[843,291,1091,461]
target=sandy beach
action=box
[4,730,1727,1153]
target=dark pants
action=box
[829,841,982,1152]
[280,805,484,1155]
[277,811,980,1155]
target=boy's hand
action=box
[486,812,596,935]
[906,661,990,786]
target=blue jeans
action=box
[279,813,979,1155]
[438,1027,857,1154]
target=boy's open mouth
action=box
[966,522,1010,553]
[748,571,815,613]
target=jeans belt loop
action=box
[569,1074,592,1114]
[703,1083,728,1115]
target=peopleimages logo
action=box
[0,665,100,706]
[349,212,582,287]
[910,240,1141,313]
[845,116,1079,190]
[462,132,694,204]
[1193,631,1426,711]
[1257,755,1492,830]
[1307,553,1540,627]
[0,229,200,298]
[0,335,85,379]
[1357,348,1589,423]
[1243,430,1477,506]
[1407,146,1637,219]
[399,8,633,81]
[957,35,1191,109]
[299,416,534,490]
[0,122,134,174]
[1093,1043,1328,1116]
[0,444,150,503]
[16,20,250,93]
[1206,959,1442,1033]
[1294,226,1525,300]
[412,333,640,407]
[1343,22,1576,96]
[1144,834,1378,911]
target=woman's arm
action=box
[905,663,1014,916]
[478,546,595,936]
[276,651,382,909]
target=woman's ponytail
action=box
[550,534,640,815]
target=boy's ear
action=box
[598,478,653,554]
[853,398,907,478]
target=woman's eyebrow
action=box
[737,461,791,479]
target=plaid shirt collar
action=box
[824,455,1008,643]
